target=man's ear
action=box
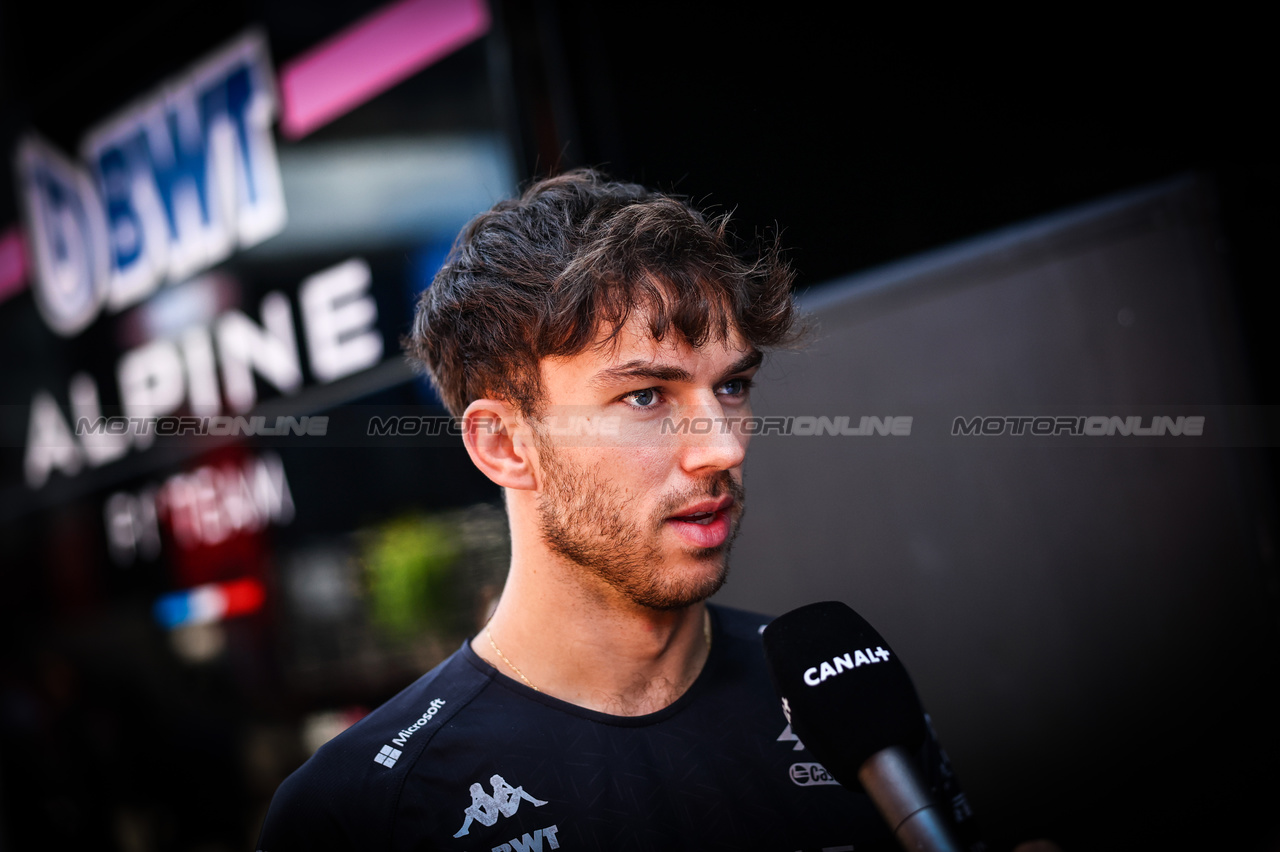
[460,398,538,491]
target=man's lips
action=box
[667,496,734,524]
[666,497,736,548]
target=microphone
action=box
[762,601,962,852]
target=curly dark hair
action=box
[406,169,800,417]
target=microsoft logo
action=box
[374,745,402,768]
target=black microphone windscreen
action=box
[762,601,927,788]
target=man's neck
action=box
[471,549,713,716]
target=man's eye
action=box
[625,388,658,407]
[718,378,753,397]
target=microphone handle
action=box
[857,746,963,852]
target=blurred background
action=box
[0,2,1275,850]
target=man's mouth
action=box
[665,496,737,549]
[667,495,734,523]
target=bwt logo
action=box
[803,648,891,685]
[491,824,561,852]
[15,31,285,337]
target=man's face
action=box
[531,316,761,610]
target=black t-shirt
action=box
[257,605,982,851]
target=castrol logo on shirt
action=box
[789,763,840,786]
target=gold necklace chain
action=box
[487,626,539,692]
[486,609,713,694]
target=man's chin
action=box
[641,556,730,611]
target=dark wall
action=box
[715,177,1278,849]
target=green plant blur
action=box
[362,514,463,637]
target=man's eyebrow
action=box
[589,349,763,389]
[725,349,764,376]
[589,361,693,388]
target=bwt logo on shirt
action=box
[490,824,561,852]
[803,648,891,686]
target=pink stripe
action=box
[0,227,28,303]
[279,0,490,139]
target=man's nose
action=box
[677,398,748,472]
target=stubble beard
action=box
[534,438,745,611]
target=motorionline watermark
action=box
[366,414,914,437]
[75,415,330,438]
[661,415,912,436]
[65,412,1213,441]
[951,415,1205,437]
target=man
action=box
[257,170,981,850]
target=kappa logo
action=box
[454,774,548,838]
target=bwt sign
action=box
[12,31,386,491]
[15,31,285,336]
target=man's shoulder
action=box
[257,644,494,849]
[316,645,488,767]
